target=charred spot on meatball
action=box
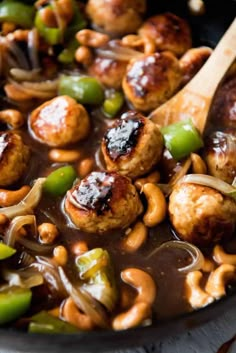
[64,171,143,233]
[138,12,192,57]
[101,111,163,178]
[204,130,236,184]
[168,182,236,247]
[122,52,183,112]
[29,95,90,147]
[0,131,30,187]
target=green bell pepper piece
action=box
[160,118,204,161]
[34,8,62,45]
[58,38,79,64]
[59,76,104,105]
[43,166,77,197]
[28,311,78,333]
[0,286,32,325]
[0,1,35,28]
[103,91,124,118]
[0,243,16,260]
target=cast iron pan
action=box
[0,1,236,352]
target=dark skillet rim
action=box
[0,289,236,352]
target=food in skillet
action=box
[0,0,235,334]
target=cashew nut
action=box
[0,109,25,128]
[77,158,94,178]
[75,46,93,66]
[201,257,215,273]
[121,221,148,253]
[48,149,81,163]
[121,268,156,306]
[134,171,160,191]
[76,29,109,48]
[0,186,30,207]
[112,301,151,331]
[38,223,59,244]
[205,264,236,299]
[62,297,94,330]
[71,240,89,256]
[213,245,236,266]
[185,271,214,309]
[142,183,167,227]
[121,34,156,54]
[53,245,68,266]
[190,153,207,174]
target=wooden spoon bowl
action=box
[149,18,236,134]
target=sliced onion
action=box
[27,28,40,69]
[58,266,108,328]
[148,240,204,273]
[7,39,30,70]
[10,68,41,81]
[0,178,46,219]
[5,215,36,247]
[2,268,44,288]
[18,236,54,254]
[8,80,56,99]
[169,157,192,187]
[95,42,143,61]
[32,256,66,296]
[178,174,236,201]
[22,79,58,91]
[95,147,106,171]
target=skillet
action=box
[0,0,236,352]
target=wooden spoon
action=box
[149,18,236,134]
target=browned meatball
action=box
[0,131,30,187]
[101,111,163,178]
[168,182,236,247]
[29,96,90,147]
[122,52,182,112]
[204,130,236,184]
[88,57,128,89]
[179,46,212,86]
[86,0,146,36]
[138,13,192,57]
[64,171,143,233]
[209,76,236,129]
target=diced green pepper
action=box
[160,118,204,161]
[43,166,77,197]
[64,0,87,41]
[58,38,79,64]
[0,1,35,28]
[0,243,16,260]
[0,286,32,325]
[103,91,124,118]
[28,311,78,334]
[59,76,105,105]
[34,8,62,45]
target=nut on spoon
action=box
[149,18,236,134]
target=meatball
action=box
[209,76,236,129]
[168,182,236,247]
[29,95,90,147]
[179,46,212,86]
[0,131,30,187]
[122,52,182,112]
[88,57,128,89]
[101,111,163,178]
[204,130,236,184]
[138,13,192,57]
[64,171,143,233]
[86,0,146,36]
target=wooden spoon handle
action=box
[186,17,236,97]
